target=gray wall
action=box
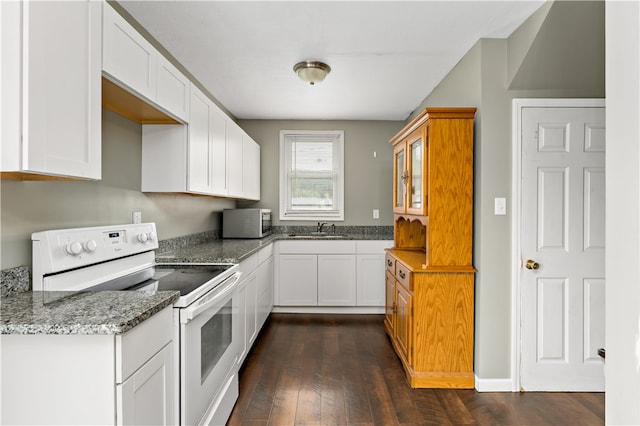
[0,109,235,270]
[237,120,403,227]
[410,0,605,381]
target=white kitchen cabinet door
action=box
[103,2,156,102]
[245,271,258,347]
[278,255,318,306]
[242,135,260,201]
[227,120,244,198]
[2,1,102,180]
[356,254,386,306]
[187,87,213,194]
[156,55,190,122]
[237,280,247,365]
[256,253,273,327]
[117,342,174,426]
[318,255,357,306]
[210,104,228,196]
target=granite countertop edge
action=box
[1,291,179,336]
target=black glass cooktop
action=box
[126,264,233,297]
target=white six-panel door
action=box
[520,104,605,391]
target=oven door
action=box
[179,272,241,426]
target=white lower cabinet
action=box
[0,306,174,426]
[117,343,173,426]
[276,240,393,310]
[356,241,393,306]
[278,254,318,305]
[237,245,273,366]
[318,255,357,305]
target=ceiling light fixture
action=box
[293,61,331,85]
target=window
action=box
[279,130,344,221]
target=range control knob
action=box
[83,240,97,253]
[64,241,83,256]
[137,233,149,243]
[147,231,156,241]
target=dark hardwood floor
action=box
[227,313,604,426]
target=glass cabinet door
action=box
[393,143,406,213]
[410,138,422,209]
[407,126,427,215]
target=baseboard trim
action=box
[474,376,515,392]
[271,306,384,314]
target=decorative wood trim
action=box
[389,107,476,146]
[0,172,86,181]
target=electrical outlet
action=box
[494,198,506,216]
[373,209,379,219]
[132,211,142,224]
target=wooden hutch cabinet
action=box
[385,107,476,389]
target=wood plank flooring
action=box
[227,314,604,426]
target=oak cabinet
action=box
[1,0,102,180]
[385,107,476,389]
[394,279,412,365]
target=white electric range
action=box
[31,222,241,426]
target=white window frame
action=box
[279,130,345,221]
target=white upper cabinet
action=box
[187,87,214,194]
[102,2,189,123]
[210,104,228,195]
[156,55,191,122]
[102,1,156,102]
[1,0,102,180]
[242,133,261,201]
[226,121,244,198]
[106,1,259,200]
[141,85,260,200]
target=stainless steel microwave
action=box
[222,208,272,238]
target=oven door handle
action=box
[180,271,242,324]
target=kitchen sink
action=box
[286,234,345,239]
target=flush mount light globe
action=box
[293,61,331,85]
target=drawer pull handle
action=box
[387,260,393,267]
[399,270,406,279]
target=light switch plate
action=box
[494,198,506,216]
[373,209,379,219]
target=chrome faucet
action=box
[317,222,327,233]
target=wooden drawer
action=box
[396,262,411,290]
[385,253,396,275]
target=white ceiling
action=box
[119,1,547,121]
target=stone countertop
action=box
[1,231,393,336]
[155,232,394,264]
[1,290,179,335]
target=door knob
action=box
[525,259,540,270]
